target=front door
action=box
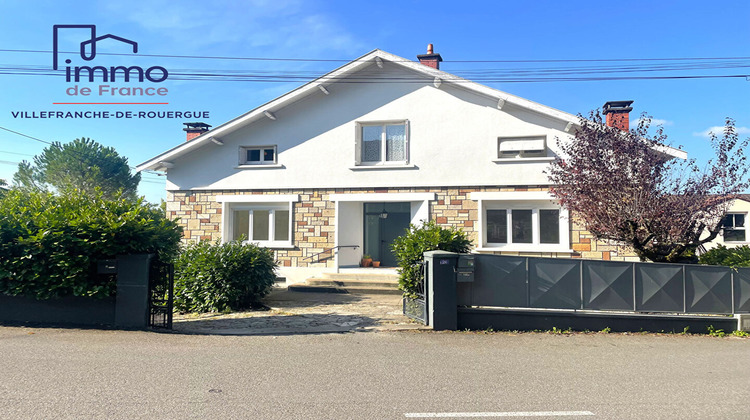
[363,202,411,267]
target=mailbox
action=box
[455,254,475,282]
[97,259,118,274]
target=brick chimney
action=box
[603,100,634,131]
[183,122,211,141]
[417,43,443,70]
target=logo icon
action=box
[52,24,167,83]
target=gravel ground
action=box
[172,288,425,335]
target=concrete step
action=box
[288,271,401,295]
[319,272,399,282]
[288,283,402,295]
[306,278,398,288]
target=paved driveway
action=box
[172,289,423,335]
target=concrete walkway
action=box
[172,288,426,335]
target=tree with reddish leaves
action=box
[548,112,749,263]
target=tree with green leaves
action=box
[13,138,141,200]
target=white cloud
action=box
[105,0,363,55]
[693,126,750,138]
[631,117,673,127]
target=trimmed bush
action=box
[699,245,750,267]
[0,189,182,299]
[391,220,472,297]
[174,240,278,313]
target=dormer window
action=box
[498,136,547,158]
[240,146,276,165]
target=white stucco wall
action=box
[336,201,363,267]
[165,63,573,191]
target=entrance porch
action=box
[331,192,436,269]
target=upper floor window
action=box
[498,136,547,159]
[240,146,276,165]
[356,121,409,165]
[723,213,746,242]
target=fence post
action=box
[526,257,530,307]
[424,250,459,331]
[114,254,153,329]
[579,260,584,310]
[632,262,637,312]
[682,265,687,313]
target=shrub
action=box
[0,189,182,299]
[174,240,278,313]
[699,245,750,267]
[391,220,472,297]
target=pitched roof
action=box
[137,49,686,171]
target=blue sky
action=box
[1,0,748,202]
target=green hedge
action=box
[391,221,472,297]
[174,240,278,313]
[0,189,182,299]
[699,245,750,267]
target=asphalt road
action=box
[0,327,748,420]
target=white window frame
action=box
[723,212,747,243]
[354,120,409,166]
[239,145,277,165]
[485,206,561,246]
[471,191,572,253]
[497,135,548,159]
[217,194,298,248]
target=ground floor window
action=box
[231,206,290,245]
[218,194,298,248]
[471,191,571,253]
[486,207,561,247]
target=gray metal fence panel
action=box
[735,268,750,313]
[582,260,634,311]
[635,263,684,312]
[528,258,580,309]
[470,255,527,307]
[449,254,741,315]
[684,266,732,314]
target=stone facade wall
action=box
[428,186,638,261]
[166,186,638,268]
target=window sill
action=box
[243,241,295,249]
[235,163,285,169]
[349,164,416,171]
[492,157,555,163]
[475,246,575,254]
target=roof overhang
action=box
[136,49,583,172]
[654,144,688,160]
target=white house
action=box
[137,45,684,283]
[703,195,750,251]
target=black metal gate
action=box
[403,261,428,324]
[148,259,174,329]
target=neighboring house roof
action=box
[137,48,686,171]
